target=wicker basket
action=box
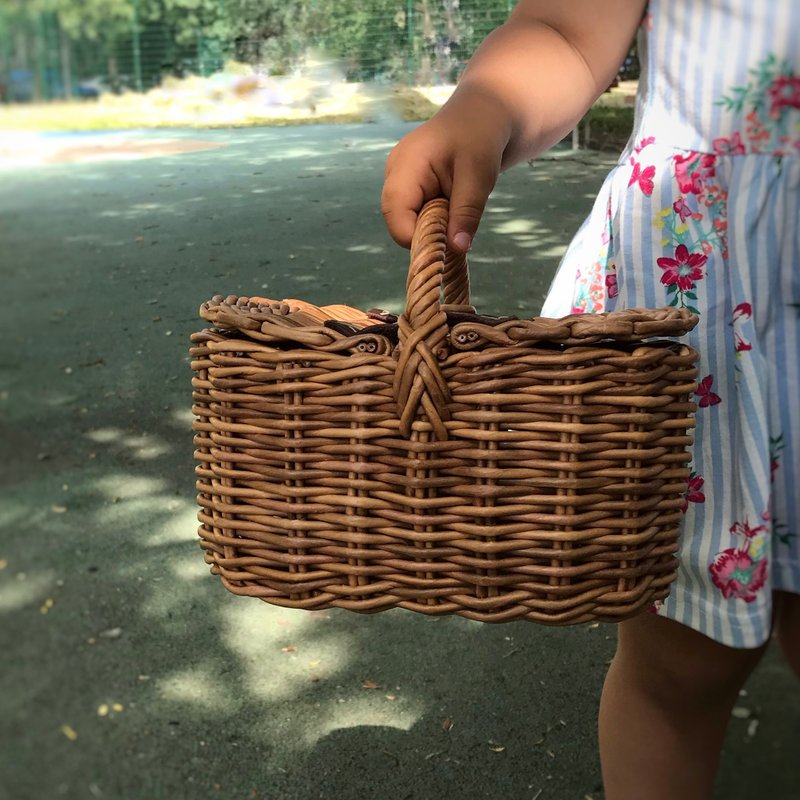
[190,198,699,625]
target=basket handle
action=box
[394,198,470,441]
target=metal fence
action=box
[0,2,527,103]
[0,2,639,105]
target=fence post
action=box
[35,12,48,100]
[197,33,205,77]
[58,15,73,98]
[46,11,60,97]
[0,9,11,101]
[406,0,414,86]
[131,0,143,91]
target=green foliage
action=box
[0,0,135,39]
[310,0,407,80]
[56,0,134,40]
[1,0,515,92]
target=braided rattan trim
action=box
[200,295,698,348]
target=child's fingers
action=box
[380,184,419,249]
[446,156,499,254]
[381,163,443,249]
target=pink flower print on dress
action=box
[730,520,768,540]
[710,513,770,602]
[634,136,656,154]
[695,375,722,408]
[731,302,753,358]
[657,244,707,290]
[767,74,800,119]
[717,56,800,155]
[734,334,752,354]
[628,160,655,195]
[681,473,706,513]
[673,152,716,195]
[745,110,771,152]
[712,132,747,156]
[671,198,703,223]
[709,550,768,602]
[605,273,618,299]
[648,599,663,614]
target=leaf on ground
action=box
[99,627,122,639]
[98,704,109,717]
[280,646,296,653]
[731,706,751,719]
[488,741,505,753]
[40,598,54,614]
[0,559,7,570]
[442,718,453,732]
[61,725,78,741]
[51,506,68,514]
[362,679,379,689]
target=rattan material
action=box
[191,198,699,625]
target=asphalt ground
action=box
[1,124,797,800]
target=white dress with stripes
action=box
[542,0,800,647]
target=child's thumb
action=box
[446,162,497,254]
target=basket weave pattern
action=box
[191,199,699,624]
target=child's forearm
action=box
[380,0,647,249]
[452,0,647,166]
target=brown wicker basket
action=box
[190,198,699,625]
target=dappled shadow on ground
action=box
[1,124,797,800]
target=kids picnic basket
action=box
[190,198,699,625]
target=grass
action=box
[582,105,636,151]
[0,83,635,153]
[0,84,448,132]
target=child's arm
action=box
[381,0,647,251]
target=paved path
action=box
[1,125,796,800]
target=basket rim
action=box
[198,294,699,350]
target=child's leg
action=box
[599,611,768,800]
[775,591,800,676]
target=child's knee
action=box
[775,591,800,676]
[615,612,766,709]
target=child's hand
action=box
[381,0,647,255]
[381,90,513,254]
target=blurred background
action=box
[0,0,639,133]
[19,6,792,800]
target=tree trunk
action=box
[108,55,119,93]
[59,24,73,98]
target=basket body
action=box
[191,302,698,624]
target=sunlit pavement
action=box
[2,124,796,800]
[0,129,229,168]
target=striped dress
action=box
[542,0,800,648]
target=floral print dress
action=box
[541,0,800,647]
